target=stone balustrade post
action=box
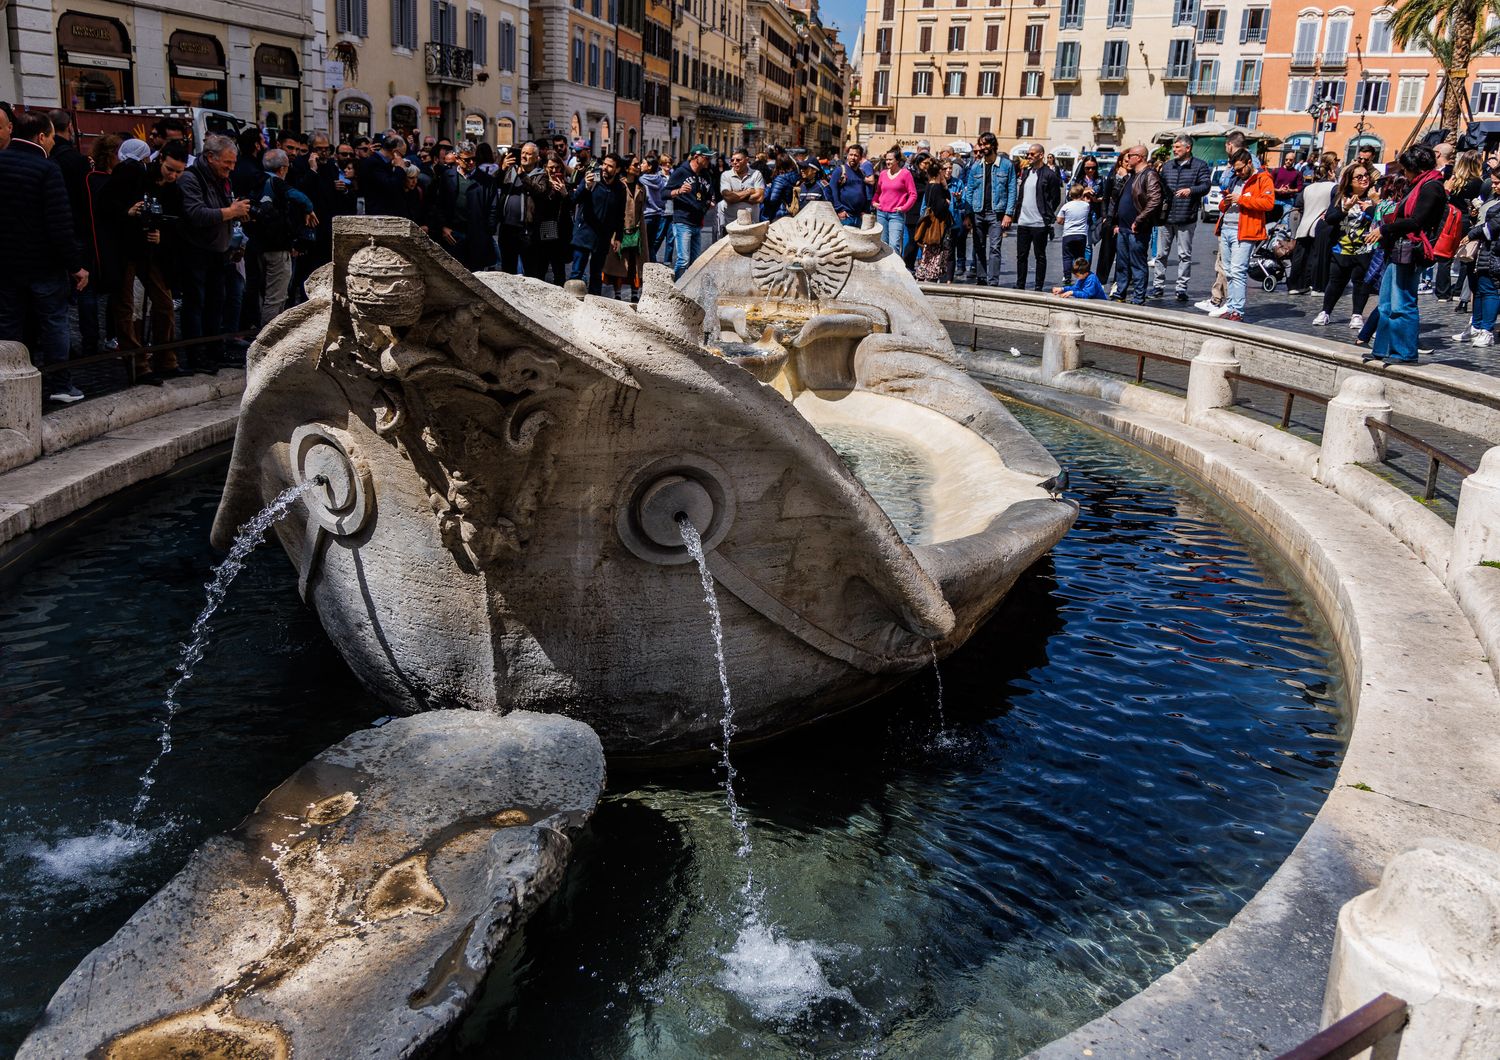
[1318,375,1391,482]
[1184,338,1239,423]
[1323,838,1500,1059]
[0,340,42,473]
[1452,447,1500,572]
[1040,311,1083,382]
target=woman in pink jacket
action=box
[874,148,917,255]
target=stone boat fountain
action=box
[212,204,1074,757]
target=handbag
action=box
[621,229,641,250]
[1389,237,1417,265]
[1454,237,1480,265]
[912,211,948,248]
[538,218,559,243]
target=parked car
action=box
[74,105,246,153]
[1202,164,1229,223]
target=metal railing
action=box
[1099,63,1129,79]
[1226,369,1330,427]
[1054,62,1081,79]
[1292,50,1318,66]
[425,42,475,86]
[1231,78,1262,95]
[1276,993,1408,1060]
[39,329,256,393]
[1163,64,1192,80]
[1188,76,1219,94]
[1321,49,1348,65]
[1366,418,1477,500]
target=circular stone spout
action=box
[638,475,715,548]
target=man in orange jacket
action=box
[1214,148,1276,322]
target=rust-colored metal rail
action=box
[1366,418,1478,500]
[39,329,258,378]
[1276,993,1408,1060]
[1225,369,1331,429]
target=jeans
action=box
[970,210,1005,284]
[570,247,590,282]
[74,285,101,358]
[1373,261,1422,362]
[1014,225,1049,290]
[498,227,526,274]
[1218,231,1254,314]
[0,273,72,386]
[1151,223,1196,293]
[1060,236,1088,270]
[645,215,669,265]
[877,210,906,256]
[1475,272,1500,331]
[1114,228,1151,303]
[672,220,702,280]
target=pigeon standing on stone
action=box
[1037,469,1070,500]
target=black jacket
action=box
[0,140,83,280]
[1015,164,1062,227]
[1159,155,1213,225]
[571,177,626,251]
[357,152,408,217]
[1380,172,1448,258]
[50,135,91,251]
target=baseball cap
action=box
[689,144,715,157]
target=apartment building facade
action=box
[745,0,800,149]
[7,0,326,132]
[642,0,673,155]
[851,0,1054,157]
[671,0,751,154]
[530,0,620,151]
[1256,3,1500,161]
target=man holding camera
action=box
[117,141,189,379]
[179,133,250,371]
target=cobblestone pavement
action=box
[939,220,1500,375]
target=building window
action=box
[945,115,959,134]
[874,114,888,131]
[978,69,1000,95]
[1198,8,1225,43]
[985,23,1000,50]
[1287,78,1311,112]
[1240,7,1269,44]
[945,69,966,95]
[1055,92,1072,117]
[1230,106,1257,128]
[1314,78,1345,106]
[589,42,600,86]
[467,11,488,66]
[1396,75,1424,114]
[978,116,992,133]
[918,25,932,51]
[1166,92,1184,120]
[1016,117,1034,137]
[875,27,892,57]
[912,69,933,95]
[1021,70,1043,96]
[1353,78,1388,113]
[390,0,416,47]
[913,114,927,133]
[1060,0,1084,29]
[1293,18,1319,65]
[1191,58,1219,92]
[947,25,965,51]
[336,0,370,36]
[572,36,585,82]
[1234,58,1260,91]
[1172,0,1197,27]
[881,0,894,18]
[603,48,614,90]
[1473,81,1500,114]
[1323,17,1350,62]
[1101,39,1128,77]
[1023,23,1042,62]
[499,19,515,71]
[1191,104,1216,122]
[1106,0,1132,30]
[1101,91,1119,116]
[1166,38,1193,77]
[1367,14,1391,53]
[1056,40,1081,76]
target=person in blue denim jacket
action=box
[963,132,1018,286]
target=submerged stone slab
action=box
[18,710,605,1060]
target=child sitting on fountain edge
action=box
[1052,257,1107,300]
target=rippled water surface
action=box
[0,405,1344,1058]
[817,423,936,544]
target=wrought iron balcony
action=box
[1099,63,1128,82]
[1053,62,1081,81]
[1320,49,1347,66]
[1188,76,1218,94]
[425,42,474,86]
[1230,78,1261,95]
[1291,50,1317,67]
[1162,63,1192,80]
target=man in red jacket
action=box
[1214,149,1276,322]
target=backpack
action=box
[248,176,295,252]
[1403,171,1464,260]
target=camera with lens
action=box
[140,195,170,233]
[245,199,268,225]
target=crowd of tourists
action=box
[0,101,1483,405]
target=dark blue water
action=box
[0,404,1343,1058]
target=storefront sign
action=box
[464,115,485,138]
[254,45,300,79]
[60,14,129,55]
[170,31,224,68]
[425,105,443,117]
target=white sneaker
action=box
[1205,303,1230,318]
[1312,311,1330,326]
[1474,331,1495,347]
[1454,326,1478,342]
[1194,299,1219,313]
[1348,313,1364,330]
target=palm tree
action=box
[1391,0,1500,141]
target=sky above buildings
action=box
[823,0,864,52]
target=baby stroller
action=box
[1249,219,1295,292]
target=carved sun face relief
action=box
[751,216,853,302]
